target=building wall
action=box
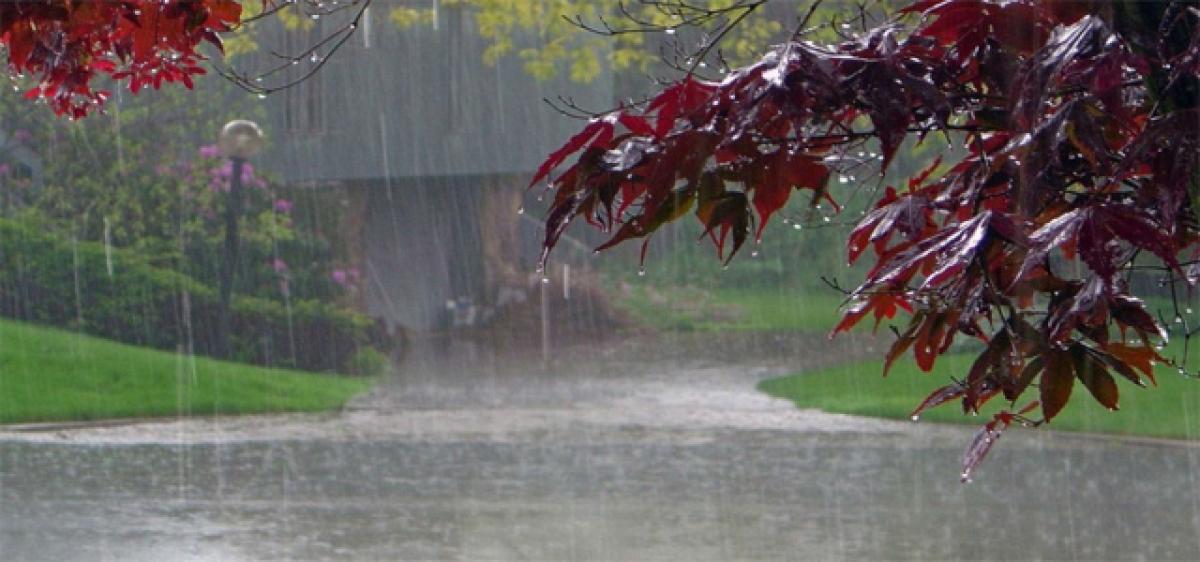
[259,4,615,184]
[355,174,537,332]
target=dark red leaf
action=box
[1105,343,1164,386]
[911,381,966,420]
[960,415,1008,483]
[530,116,616,187]
[1040,350,1075,422]
[1071,344,1119,411]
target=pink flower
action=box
[12,129,31,143]
[274,199,293,214]
[272,258,289,274]
[240,162,256,184]
[0,164,10,176]
[331,267,360,289]
[198,144,221,158]
[210,160,233,178]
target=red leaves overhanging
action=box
[536,0,1200,480]
[0,0,245,116]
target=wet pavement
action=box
[2,333,1200,560]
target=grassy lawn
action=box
[0,318,373,424]
[614,284,847,333]
[759,348,1200,440]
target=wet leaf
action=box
[960,415,1009,483]
[910,381,966,420]
[1041,350,1075,422]
[1104,343,1164,386]
[1071,344,1119,411]
[531,116,615,187]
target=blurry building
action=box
[259,5,614,332]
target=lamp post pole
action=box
[216,156,246,359]
[215,120,264,359]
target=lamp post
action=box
[215,119,265,359]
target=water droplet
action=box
[910,415,920,421]
[1187,308,1193,314]
[541,277,550,284]
[637,268,646,277]
[257,93,267,99]
[517,206,525,215]
[310,52,322,63]
[665,28,676,35]
[822,216,831,223]
[751,250,760,258]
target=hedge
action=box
[0,219,394,373]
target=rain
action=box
[1,1,1200,560]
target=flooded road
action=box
[3,333,1200,560]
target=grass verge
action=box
[0,318,372,424]
[614,284,847,333]
[759,349,1200,440]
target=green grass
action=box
[614,284,847,333]
[759,347,1200,440]
[0,318,373,424]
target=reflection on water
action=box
[2,335,1200,560]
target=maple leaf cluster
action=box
[0,0,245,117]
[536,0,1200,479]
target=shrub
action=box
[343,346,390,377]
[0,218,394,373]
